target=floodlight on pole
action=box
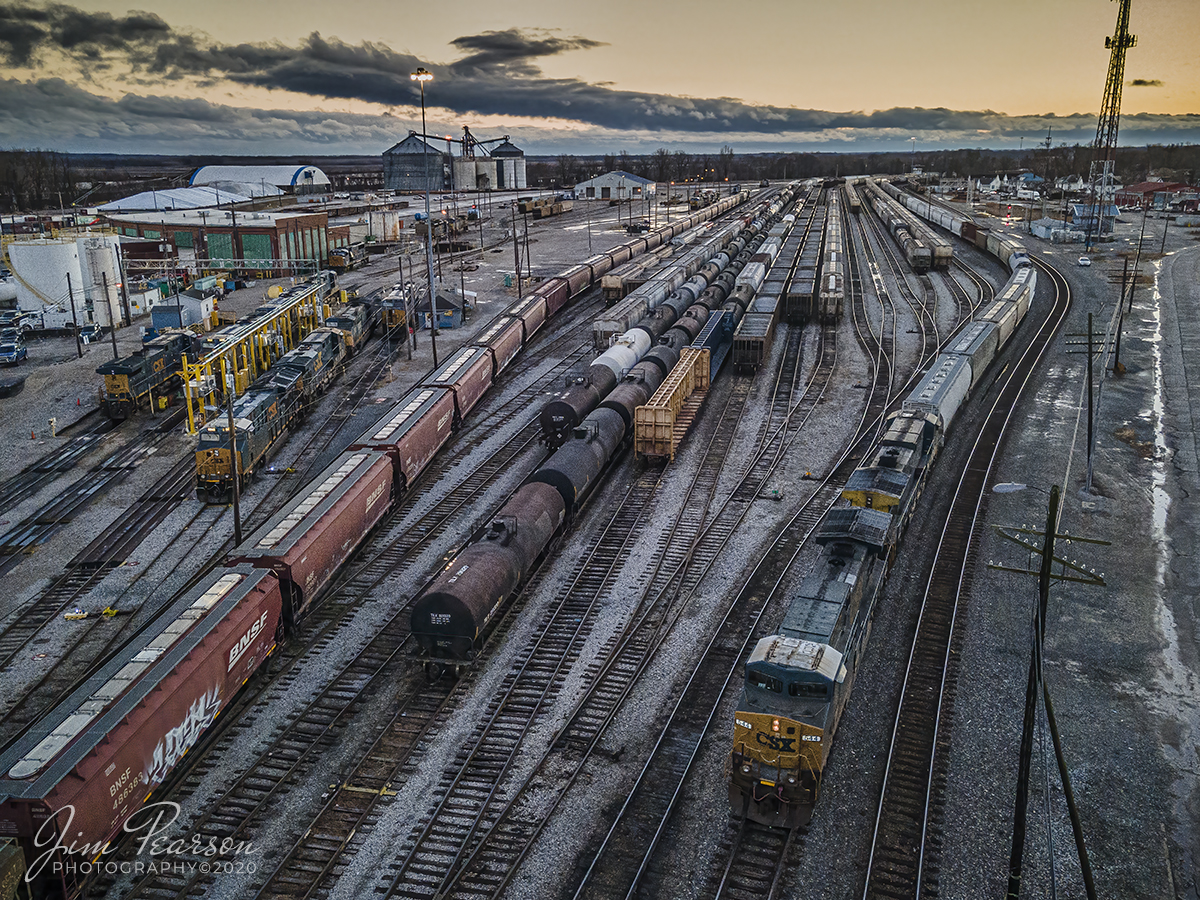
[411,66,439,367]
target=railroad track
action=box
[0,490,224,749]
[859,200,940,366]
[0,418,116,513]
[709,814,799,900]
[862,260,1070,900]
[103,416,549,900]
[99,289,610,900]
[564,239,1010,900]
[0,431,165,578]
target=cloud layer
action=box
[1,2,1197,153]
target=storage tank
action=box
[452,158,497,192]
[7,234,124,328]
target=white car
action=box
[1078,256,1091,267]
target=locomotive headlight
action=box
[771,718,780,733]
[786,775,796,784]
[741,764,751,774]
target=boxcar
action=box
[507,294,549,341]
[903,354,973,431]
[421,346,495,423]
[473,315,525,377]
[348,387,456,490]
[232,451,393,621]
[0,566,283,897]
[732,312,776,370]
[944,320,1000,387]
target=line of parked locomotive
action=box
[195,293,379,501]
[727,207,1036,828]
[96,272,340,421]
[0,192,758,900]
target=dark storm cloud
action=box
[3,76,1198,156]
[0,2,1080,136]
[0,2,170,64]
[1129,78,1164,87]
[2,2,1198,151]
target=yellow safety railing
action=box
[183,281,326,433]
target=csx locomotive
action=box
[728,212,1036,828]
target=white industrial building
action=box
[98,186,254,212]
[189,165,329,196]
[574,171,656,200]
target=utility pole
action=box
[1127,204,1150,313]
[224,357,243,546]
[102,272,119,360]
[512,213,522,296]
[990,485,1103,900]
[66,271,81,358]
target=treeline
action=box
[0,149,78,213]
[530,143,1199,189]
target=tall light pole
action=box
[411,66,439,367]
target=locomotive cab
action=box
[729,637,845,827]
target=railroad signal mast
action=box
[1084,0,1136,251]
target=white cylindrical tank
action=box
[79,235,122,326]
[474,159,497,191]
[8,238,80,313]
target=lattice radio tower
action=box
[1084,0,1137,250]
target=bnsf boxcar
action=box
[0,566,282,897]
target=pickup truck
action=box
[0,333,27,366]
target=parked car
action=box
[0,333,27,366]
[79,324,106,344]
[1078,256,1092,267]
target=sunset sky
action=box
[1,0,1197,155]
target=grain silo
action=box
[383,133,450,192]
[452,158,497,192]
[491,141,527,190]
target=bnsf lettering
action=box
[228,610,269,671]
[366,480,387,510]
[755,733,797,753]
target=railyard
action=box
[0,184,1195,900]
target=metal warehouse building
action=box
[190,165,330,197]
[100,208,340,274]
[574,170,656,201]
